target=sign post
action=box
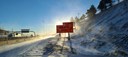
[68,33,75,54]
[56,22,74,54]
[21,29,36,37]
[21,29,30,33]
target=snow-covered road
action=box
[0,36,113,57]
[0,36,55,57]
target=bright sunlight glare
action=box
[55,19,70,25]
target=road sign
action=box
[56,22,74,33]
[56,25,64,33]
[21,29,30,33]
[63,22,73,33]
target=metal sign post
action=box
[60,34,65,54]
[68,33,75,54]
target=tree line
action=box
[70,0,122,22]
[86,0,114,18]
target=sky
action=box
[0,0,100,35]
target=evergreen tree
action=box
[75,16,79,22]
[90,5,97,14]
[98,0,113,11]
[70,17,75,22]
[80,14,86,20]
[105,0,112,7]
[98,0,107,11]
[86,5,97,18]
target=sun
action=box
[55,19,70,25]
[55,21,63,25]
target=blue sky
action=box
[0,0,100,35]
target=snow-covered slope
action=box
[71,1,128,57]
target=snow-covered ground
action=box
[0,36,55,57]
[0,1,128,57]
[68,0,128,57]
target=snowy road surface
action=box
[0,36,54,57]
[0,36,112,57]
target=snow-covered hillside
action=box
[70,0,128,57]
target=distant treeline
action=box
[70,0,122,22]
[86,0,121,18]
